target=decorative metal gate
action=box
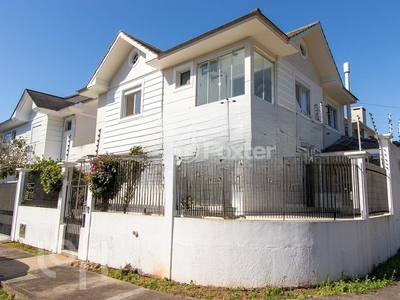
[64,167,88,251]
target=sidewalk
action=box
[0,237,192,299]
[2,235,400,300]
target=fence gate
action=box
[63,171,88,251]
[0,182,17,235]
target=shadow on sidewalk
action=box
[0,256,30,281]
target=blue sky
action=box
[1,1,399,137]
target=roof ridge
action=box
[286,21,320,38]
[120,31,162,54]
[26,89,64,100]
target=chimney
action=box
[343,62,350,90]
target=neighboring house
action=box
[347,106,376,139]
[79,8,357,161]
[0,89,96,164]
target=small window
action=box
[326,105,337,129]
[129,50,140,67]
[123,88,142,118]
[300,41,307,58]
[295,82,310,115]
[11,130,16,140]
[65,120,72,131]
[179,70,191,86]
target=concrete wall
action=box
[83,212,169,277]
[15,206,61,252]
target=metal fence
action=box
[94,158,164,215]
[21,172,58,208]
[176,155,360,219]
[366,162,389,215]
[0,182,16,235]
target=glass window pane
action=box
[263,58,273,103]
[219,53,231,100]
[208,59,219,103]
[232,48,244,97]
[126,94,134,116]
[180,70,190,86]
[254,51,264,99]
[196,62,208,106]
[134,91,141,114]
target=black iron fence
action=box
[94,158,164,215]
[366,162,389,215]
[22,172,58,208]
[176,155,361,219]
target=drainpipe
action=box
[344,62,353,137]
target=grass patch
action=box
[4,242,49,256]
[6,241,399,299]
[77,249,400,300]
[0,288,14,300]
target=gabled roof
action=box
[26,89,70,111]
[0,89,92,133]
[286,21,357,104]
[286,21,319,38]
[80,8,298,97]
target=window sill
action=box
[173,83,193,93]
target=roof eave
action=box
[148,9,297,69]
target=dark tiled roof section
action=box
[26,89,71,111]
[121,31,162,54]
[322,136,379,152]
[286,21,319,38]
[26,89,92,111]
[65,94,91,104]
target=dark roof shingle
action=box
[26,89,91,111]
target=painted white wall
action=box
[83,212,169,277]
[14,206,61,252]
[170,216,400,288]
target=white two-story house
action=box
[79,8,357,161]
[0,89,97,163]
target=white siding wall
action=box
[103,71,163,156]
[44,115,63,159]
[163,41,252,160]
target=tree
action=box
[0,136,34,179]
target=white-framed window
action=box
[174,62,193,90]
[122,86,142,118]
[128,50,140,67]
[299,40,308,58]
[326,105,337,129]
[254,50,274,103]
[196,48,245,106]
[11,130,16,140]
[295,82,310,115]
[65,120,72,131]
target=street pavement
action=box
[2,233,400,299]
[0,234,192,299]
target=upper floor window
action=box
[196,48,244,106]
[254,51,274,103]
[295,82,310,115]
[129,50,140,67]
[326,105,337,129]
[179,70,191,86]
[122,87,142,118]
[2,130,16,143]
[65,120,72,131]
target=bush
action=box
[30,158,63,194]
[88,154,121,211]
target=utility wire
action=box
[357,102,400,109]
